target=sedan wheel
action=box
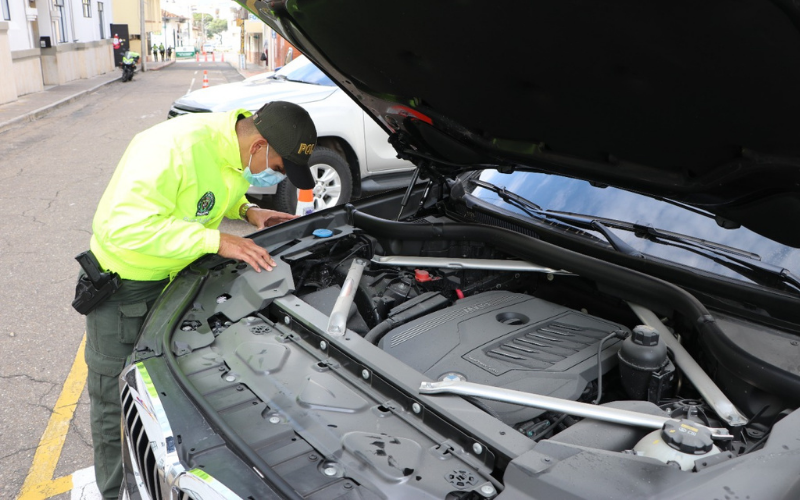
[311,163,344,209]
[273,146,353,214]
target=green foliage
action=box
[192,13,213,33]
[207,19,228,37]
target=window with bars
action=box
[83,0,91,18]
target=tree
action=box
[206,19,228,38]
[192,13,213,37]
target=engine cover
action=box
[380,291,628,424]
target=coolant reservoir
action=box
[633,419,721,471]
[618,325,669,399]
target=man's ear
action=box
[249,138,267,156]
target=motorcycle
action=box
[121,62,136,82]
[120,53,140,82]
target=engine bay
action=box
[162,206,800,498]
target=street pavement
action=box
[0,56,270,500]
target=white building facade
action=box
[0,0,116,105]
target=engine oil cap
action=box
[661,420,714,454]
[312,229,334,238]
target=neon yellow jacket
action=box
[90,109,251,281]
[122,51,139,64]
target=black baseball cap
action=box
[253,101,317,190]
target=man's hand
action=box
[218,233,276,272]
[245,207,299,230]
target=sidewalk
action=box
[0,59,175,135]
[235,59,272,79]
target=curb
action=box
[0,76,121,135]
[146,60,176,72]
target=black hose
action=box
[348,207,800,397]
[363,320,393,343]
[594,330,628,405]
[363,291,450,345]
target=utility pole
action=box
[190,5,195,48]
[238,8,247,71]
[140,0,147,71]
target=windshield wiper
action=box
[559,214,799,293]
[631,223,800,293]
[469,179,643,257]
[467,179,800,294]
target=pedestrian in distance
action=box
[167,46,173,59]
[72,101,317,499]
[152,43,159,61]
[159,43,165,62]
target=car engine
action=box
[378,291,627,425]
[275,221,687,439]
[153,206,798,500]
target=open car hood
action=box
[236,0,800,247]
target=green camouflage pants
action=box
[82,274,167,499]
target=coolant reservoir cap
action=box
[661,420,714,454]
[632,325,660,346]
[312,229,333,238]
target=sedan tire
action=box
[273,146,353,214]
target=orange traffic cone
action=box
[221,52,225,62]
[296,189,315,216]
[202,70,209,88]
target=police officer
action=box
[80,101,316,498]
[120,51,139,82]
[121,50,139,65]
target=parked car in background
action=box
[168,56,414,213]
[174,46,195,58]
[121,1,800,499]
[202,42,215,54]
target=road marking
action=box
[17,335,89,500]
[188,78,196,95]
[70,467,101,500]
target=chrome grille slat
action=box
[152,458,163,500]
[123,384,163,499]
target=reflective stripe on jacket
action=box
[90,109,251,281]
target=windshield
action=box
[274,56,335,86]
[468,170,800,286]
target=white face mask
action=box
[244,144,286,187]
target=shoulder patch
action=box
[196,191,215,216]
